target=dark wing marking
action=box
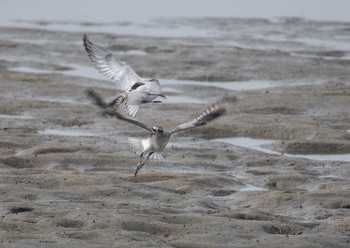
[170,96,236,135]
[130,82,145,91]
[86,89,152,132]
[83,34,144,91]
[113,109,152,132]
[85,88,119,108]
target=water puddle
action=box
[318,175,341,179]
[166,95,205,104]
[214,137,350,162]
[285,153,350,162]
[9,64,276,91]
[293,37,350,51]
[3,0,350,39]
[7,65,116,90]
[33,96,78,104]
[66,65,291,92]
[9,64,274,91]
[114,50,148,56]
[8,66,53,75]
[9,64,322,93]
[38,129,99,137]
[150,166,215,175]
[215,137,279,155]
[8,64,106,81]
[8,60,324,106]
[0,114,35,119]
[240,184,268,192]
[162,78,277,91]
[8,65,207,104]
[6,63,326,107]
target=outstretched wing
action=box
[85,88,118,108]
[170,96,236,135]
[85,89,151,132]
[113,109,152,132]
[83,34,144,91]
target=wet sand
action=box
[1,18,350,247]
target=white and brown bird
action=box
[83,34,166,116]
[107,96,235,176]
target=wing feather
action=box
[85,89,151,132]
[83,34,144,91]
[113,109,152,132]
[150,152,165,161]
[126,105,140,117]
[170,96,236,135]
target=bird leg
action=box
[134,152,153,177]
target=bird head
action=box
[147,79,166,99]
[151,126,164,136]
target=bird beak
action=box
[151,130,156,135]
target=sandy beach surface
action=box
[1,10,350,248]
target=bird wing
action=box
[114,109,152,132]
[170,96,236,135]
[85,88,151,131]
[83,34,144,91]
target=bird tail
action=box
[150,152,164,161]
[114,92,139,116]
[128,138,164,161]
[128,137,143,154]
[126,105,139,117]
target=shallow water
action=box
[2,7,350,247]
[8,65,208,104]
[8,65,107,81]
[214,137,350,162]
[0,114,35,119]
[286,153,350,162]
[2,0,350,39]
[162,79,278,91]
[9,65,314,93]
[30,96,78,104]
[165,95,206,104]
[8,66,53,75]
[240,184,268,192]
[214,137,279,155]
[38,129,99,137]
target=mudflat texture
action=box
[1,18,350,247]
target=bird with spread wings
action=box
[87,89,235,176]
[83,34,166,116]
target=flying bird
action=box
[83,34,166,116]
[106,96,235,176]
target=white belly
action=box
[127,88,157,104]
[141,138,152,152]
[127,81,161,104]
